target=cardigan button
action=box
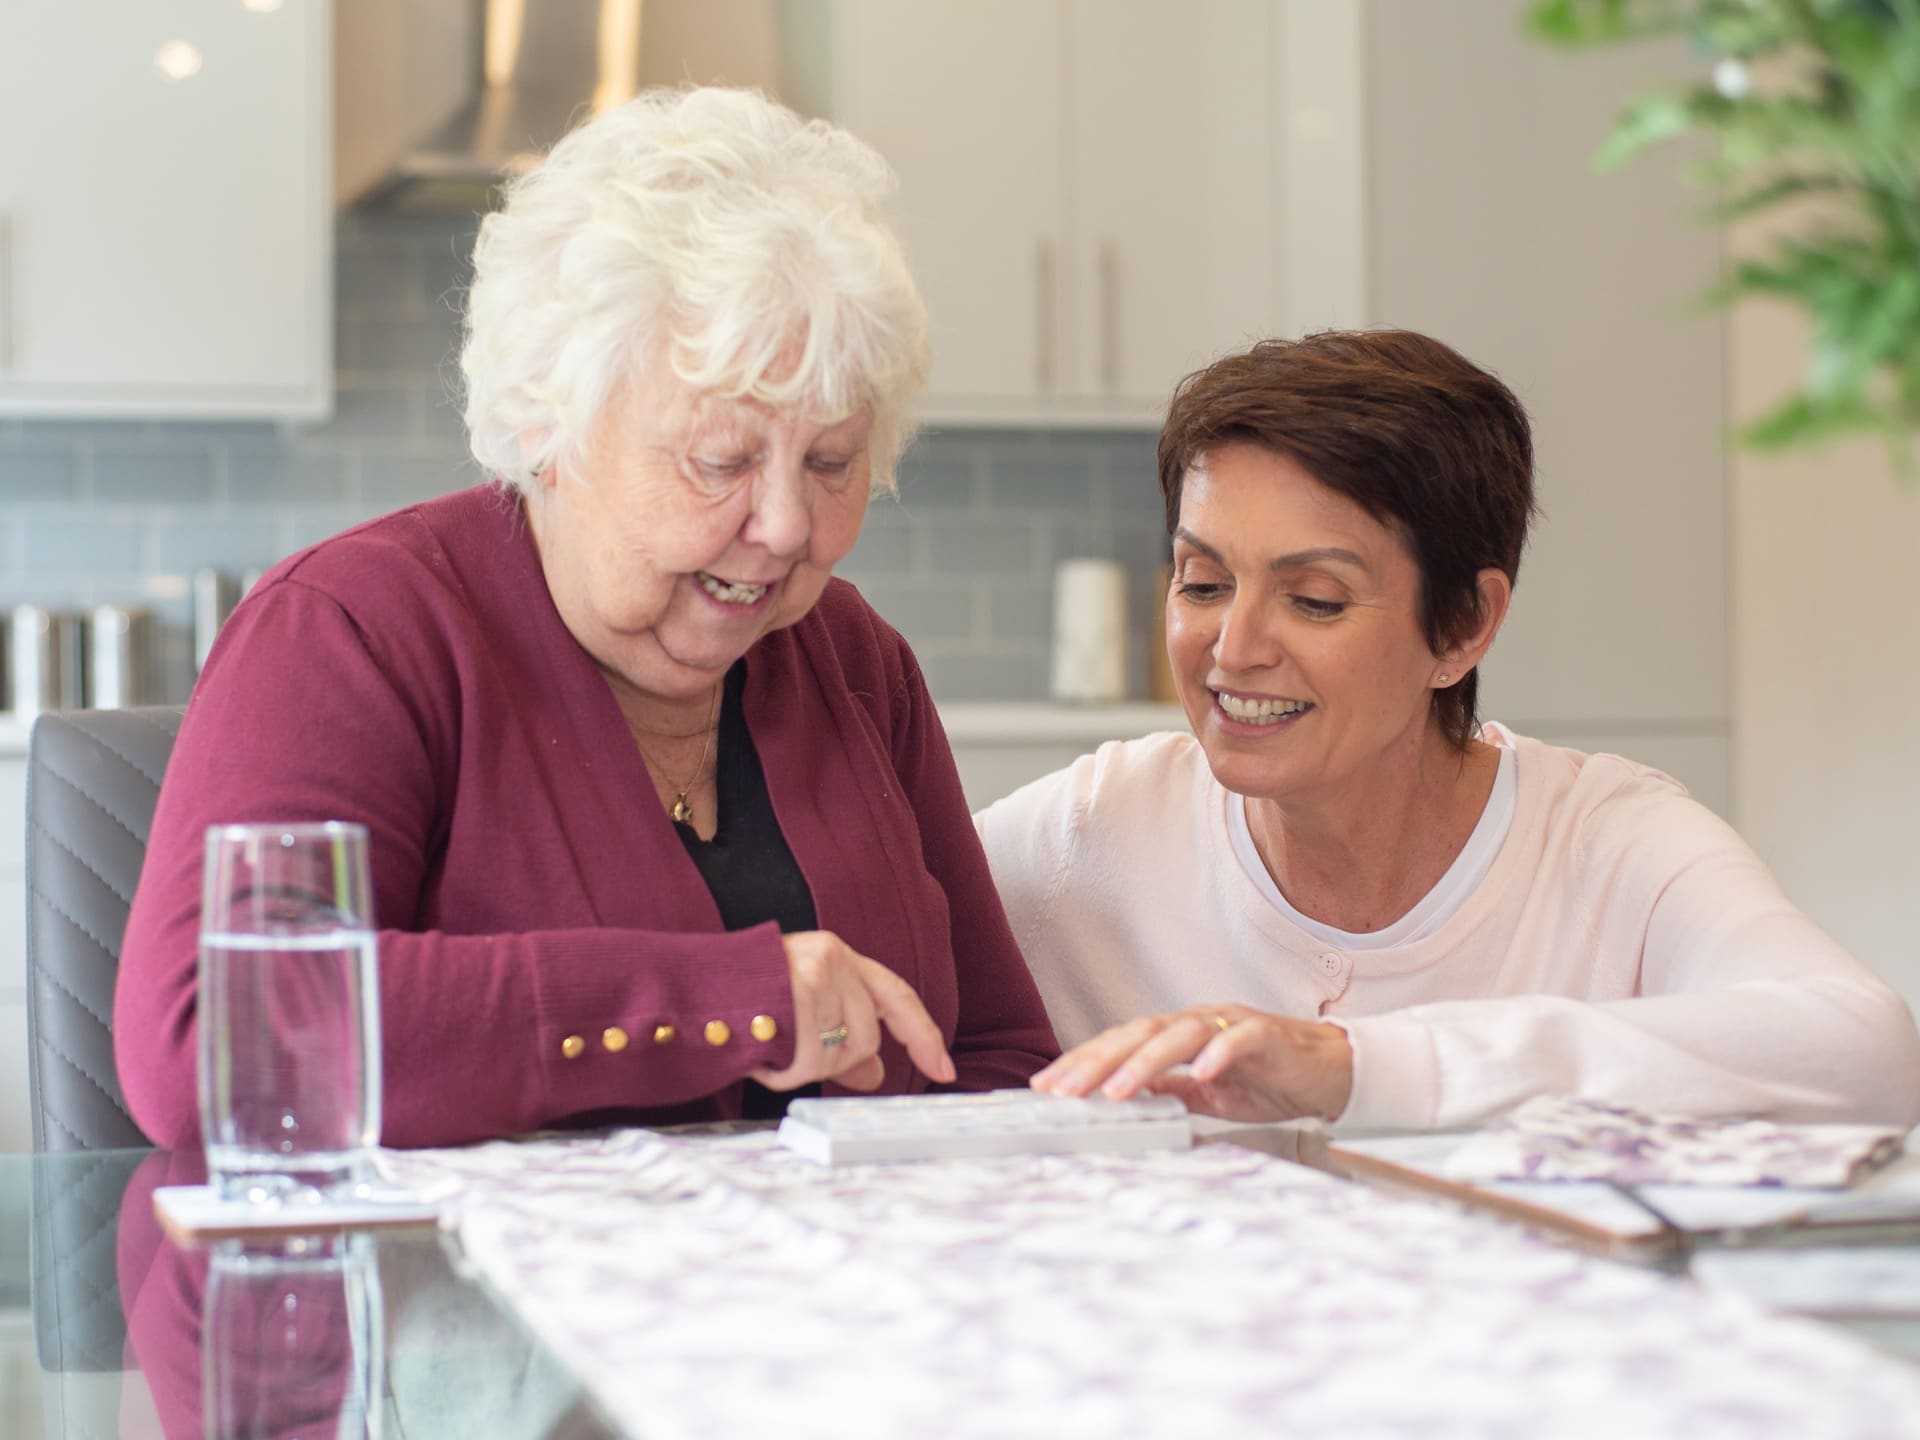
[653,1024,676,1045]
[704,1020,732,1047]
[560,1035,585,1060]
[602,1027,629,1053]
[750,1014,778,1042]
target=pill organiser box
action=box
[777,1088,1193,1165]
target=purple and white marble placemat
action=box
[378,1129,1920,1440]
[1445,1096,1907,1188]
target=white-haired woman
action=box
[118,88,1058,1149]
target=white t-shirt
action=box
[974,725,1920,1131]
[1225,748,1516,951]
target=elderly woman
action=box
[980,329,1920,1132]
[117,87,1056,1149]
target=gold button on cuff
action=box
[750,1014,778,1043]
[704,1019,732,1047]
[560,1035,585,1060]
[652,1023,676,1045]
[602,1026,629,1053]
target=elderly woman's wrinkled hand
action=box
[1030,1006,1353,1123]
[749,931,957,1093]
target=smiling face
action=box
[530,366,875,712]
[1168,442,1455,808]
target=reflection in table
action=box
[5,1149,606,1439]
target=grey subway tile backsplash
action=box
[417,390,473,451]
[1040,514,1121,568]
[850,578,981,645]
[846,502,918,573]
[0,578,94,611]
[91,450,218,506]
[0,212,1170,704]
[224,452,352,507]
[893,453,983,510]
[146,515,282,575]
[984,579,1055,649]
[1111,517,1176,573]
[921,515,1045,578]
[345,315,461,376]
[18,512,144,577]
[311,386,413,444]
[272,506,367,559]
[358,451,480,508]
[417,250,474,314]
[0,451,80,504]
[978,452,1106,512]
[915,650,1049,704]
[336,249,412,306]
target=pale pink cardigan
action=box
[976,726,1920,1131]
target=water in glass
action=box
[199,822,382,1203]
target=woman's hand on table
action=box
[1031,1005,1353,1123]
[749,930,957,1092]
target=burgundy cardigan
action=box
[116,486,1057,1147]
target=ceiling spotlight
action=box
[153,40,204,82]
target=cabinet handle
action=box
[1098,240,1120,394]
[0,214,12,372]
[1035,238,1056,395]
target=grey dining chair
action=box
[23,705,184,1385]
[23,704,184,1152]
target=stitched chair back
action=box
[24,705,184,1151]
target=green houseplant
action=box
[1527,0,1920,470]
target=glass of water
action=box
[199,822,382,1203]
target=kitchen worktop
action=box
[934,702,1186,742]
[0,705,1190,760]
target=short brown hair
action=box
[1157,330,1536,752]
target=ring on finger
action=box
[819,1024,851,1049]
[1209,1014,1233,1034]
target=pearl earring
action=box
[1437,672,1450,685]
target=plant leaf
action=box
[1596,95,1700,168]
[1702,172,1849,220]
[1737,389,1877,449]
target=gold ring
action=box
[819,1024,850,1049]
[1210,1015,1233,1033]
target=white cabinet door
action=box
[0,0,331,418]
[832,0,1068,414]
[1065,0,1278,406]
[833,1,1363,426]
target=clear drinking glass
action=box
[203,1234,385,1438]
[198,821,382,1203]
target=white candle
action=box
[1050,559,1129,703]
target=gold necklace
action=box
[637,686,721,828]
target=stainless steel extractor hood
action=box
[355,0,808,214]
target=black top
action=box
[676,661,820,1119]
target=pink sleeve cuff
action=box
[1325,1014,1442,1131]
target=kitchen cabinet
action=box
[830,0,1364,426]
[830,1,1067,415]
[0,0,331,419]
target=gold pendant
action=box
[671,793,694,826]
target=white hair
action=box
[460,87,930,494]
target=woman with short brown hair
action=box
[979,329,1920,1131]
